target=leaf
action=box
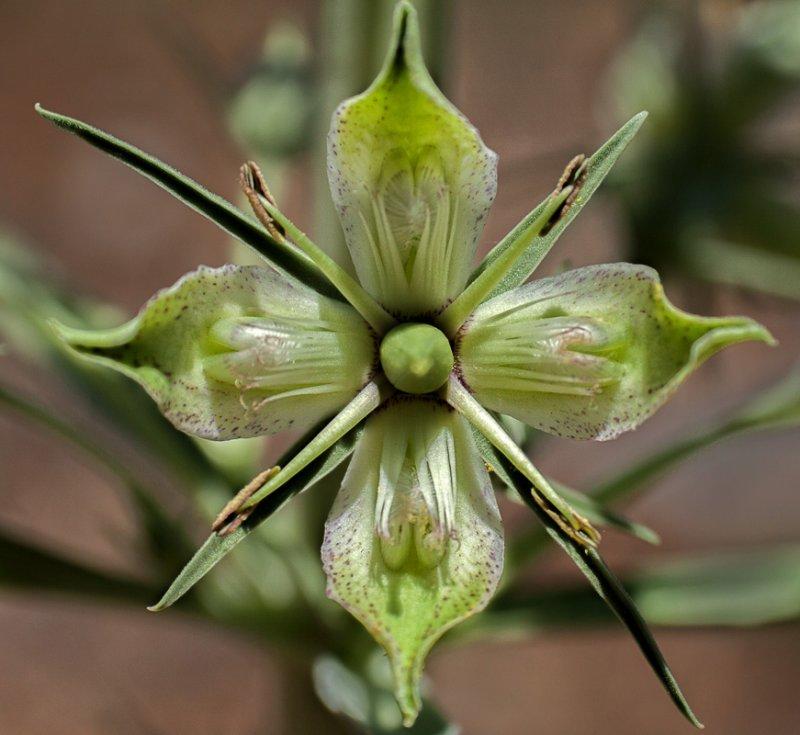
[631,546,800,627]
[472,427,704,729]
[459,263,773,440]
[471,546,800,635]
[509,364,800,568]
[725,363,800,434]
[0,381,194,574]
[592,363,800,506]
[34,104,338,299]
[0,232,236,488]
[470,112,647,297]
[552,480,660,545]
[0,526,157,602]
[678,237,800,301]
[148,421,361,611]
[492,454,659,547]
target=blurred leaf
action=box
[471,546,800,637]
[676,237,800,301]
[511,365,800,565]
[0,234,243,490]
[471,112,647,297]
[0,381,194,574]
[499,475,659,547]
[313,653,458,735]
[149,422,362,611]
[34,105,337,299]
[634,546,800,627]
[724,363,800,432]
[314,654,372,727]
[0,526,156,601]
[606,3,800,297]
[473,428,703,729]
[593,364,800,507]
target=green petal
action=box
[54,265,374,440]
[459,263,774,440]
[327,2,497,315]
[322,402,503,725]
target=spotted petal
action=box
[327,2,497,316]
[321,402,503,725]
[458,263,774,440]
[54,265,374,439]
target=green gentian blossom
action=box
[39,2,772,727]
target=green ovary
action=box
[379,323,454,394]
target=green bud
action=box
[379,323,453,394]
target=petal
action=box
[458,263,774,440]
[321,402,503,725]
[326,2,497,316]
[54,265,375,439]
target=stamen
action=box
[439,161,582,335]
[361,147,460,315]
[204,314,373,410]
[244,161,395,334]
[373,409,459,570]
[461,314,624,397]
[445,375,600,548]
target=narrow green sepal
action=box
[470,112,648,297]
[148,422,362,611]
[472,429,704,729]
[34,104,338,298]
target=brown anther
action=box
[216,506,255,537]
[532,490,600,549]
[542,153,588,235]
[211,466,280,534]
[239,161,286,242]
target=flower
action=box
[40,2,772,727]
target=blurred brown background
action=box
[1,1,798,733]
